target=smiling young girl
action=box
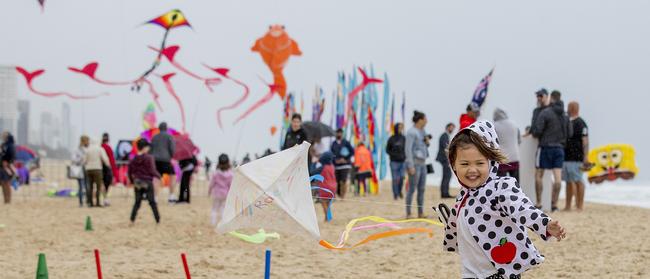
[442,121,566,279]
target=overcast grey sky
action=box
[2,1,649,180]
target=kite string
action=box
[318,196,447,209]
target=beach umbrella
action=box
[217,142,320,239]
[172,134,198,161]
[302,121,335,141]
[15,145,36,163]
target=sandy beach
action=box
[0,166,648,279]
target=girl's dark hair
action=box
[291,113,302,121]
[218,162,231,171]
[217,154,231,171]
[412,110,425,123]
[447,129,507,166]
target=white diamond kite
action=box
[217,142,320,239]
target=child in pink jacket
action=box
[208,154,233,226]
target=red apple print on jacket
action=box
[491,237,517,264]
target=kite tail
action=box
[320,228,433,250]
[160,73,185,131]
[216,78,250,129]
[234,90,275,124]
[272,70,287,99]
[141,79,164,112]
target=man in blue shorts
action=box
[532,91,572,212]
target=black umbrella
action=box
[301,121,335,141]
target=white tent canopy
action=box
[217,142,320,239]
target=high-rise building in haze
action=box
[61,103,72,150]
[0,65,17,136]
[40,111,61,149]
[17,100,30,145]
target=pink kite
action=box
[346,67,382,122]
[204,66,251,129]
[158,73,187,133]
[16,67,109,100]
[148,45,222,92]
[68,62,163,110]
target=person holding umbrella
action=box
[173,133,199,204]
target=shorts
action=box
[356,171,372,181]
[536,146,564,169]
[155,161,176,175]
[334,168,350,183]
[562,161,584,183]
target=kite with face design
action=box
[587,144,638,184]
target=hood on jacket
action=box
[449,120,501,188]
[493,108,508,122]
[550,100,565,115]
[393,123,402,135]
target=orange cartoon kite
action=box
[235,25,301,123]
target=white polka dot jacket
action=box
[442,120,552,278]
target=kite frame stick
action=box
[94,249,103,279]
[181,253,191,279]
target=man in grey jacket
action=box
[405,111,429,218]
[532,91,572,211]
[150,122,177,202]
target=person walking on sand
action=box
[101,133,118,206]
[436,123,455,199]
[331,128,354,198]
[563,101,589,211]
[405,110,429,218]
[386,123,406,200]
[150,122,177,203]
[71,136,89,207]
[84,138,110,207]
[0,132,16,204]
[208,154,233,226]
[353,142,373,195]
[128,139,161,224]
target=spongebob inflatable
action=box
[588,144,639,184]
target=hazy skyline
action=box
[2,1,649,180]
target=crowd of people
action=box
[0,89,589,226]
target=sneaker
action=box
[551,206,559,212]
[103,199,111,207]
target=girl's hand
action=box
[547,220,567,241]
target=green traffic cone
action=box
[36,253,48,279]
[85,216,93,231]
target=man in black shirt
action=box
[563,101,589,211]
[282,113,308,150]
